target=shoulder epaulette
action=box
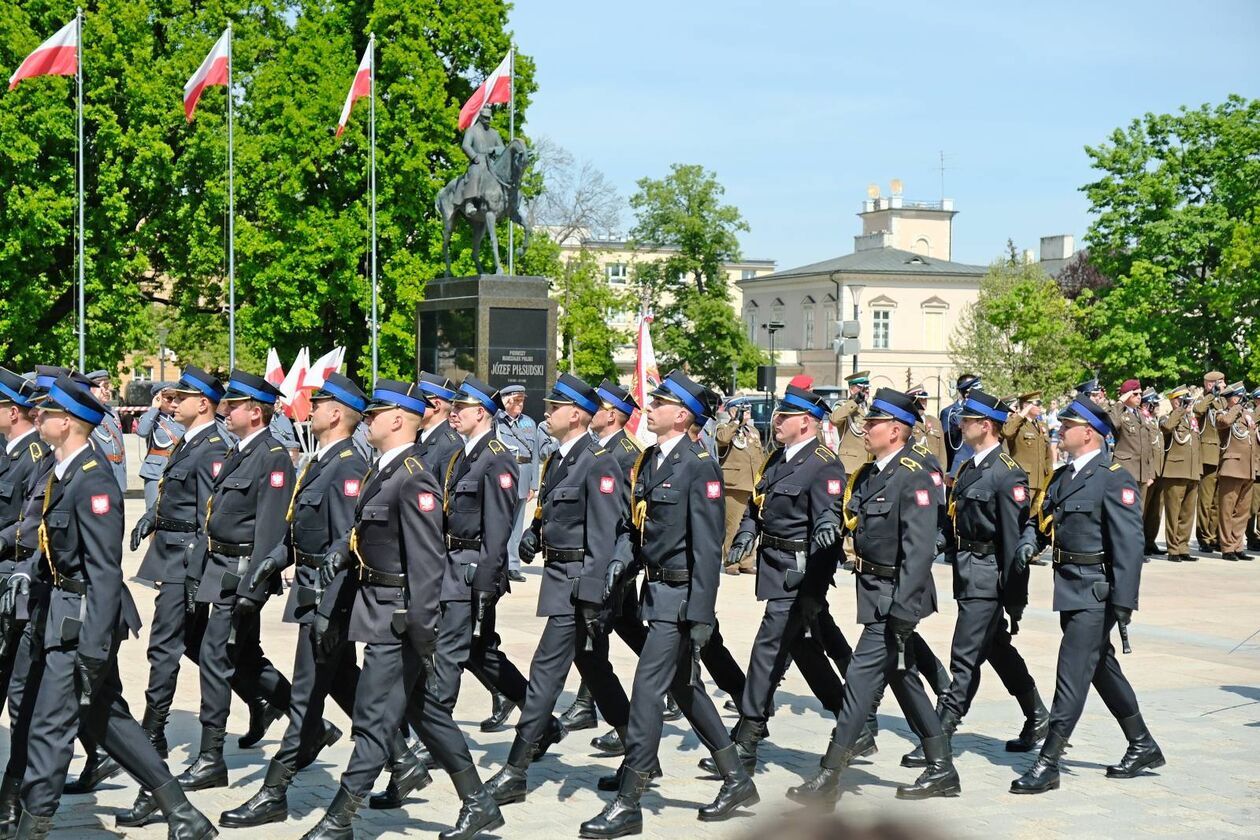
[487,439,507,455]
[403,456,424,475]
[340,449,352,458]
[899,456,922,471]
[446,430,459,441]
[270,445,284,452]
[1108,463,1123,471]
[912,442,931,458]
[620,437,640,452]
[815,445,836,462]
[999,453,1020,470]
[593,448,607,457]
[28,442,42,460]
[81,459,99,472]
[696,451,710,459]
[208,436,221,443]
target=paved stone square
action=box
[3,495,1259,838]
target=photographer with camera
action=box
[828,371,873,475]
[716,400,764,575]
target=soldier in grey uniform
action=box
[1012,396,1164,793]
[135,383,185,511]
[85,370,127,492]
[495,384,541,581]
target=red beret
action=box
[1120,378,1141,395]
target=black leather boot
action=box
[850,724,878,758]
[1006,689,1050,752]
[0,775,21,837]
[439,765,505,840]
[483,736,535,806]
[479,691,516,733]
[219,759,294,827]
[13,809,52,840]
[115,788,162,828]
[176,727,229,791]
[902,708,960,768]
[896,734,961,799]
[299,785,363,840]
[698,744,760,821]
[662,693,683,722]
[294,722,343,771]
[785,741,849,805]
[151,777,218,840]
[531,716,567,760]
[1105,713,1165,778]
[559,681,599,731]
[142,705,170,759]
[579,765,650,838]
[591,727,625,755]
[597,754,660,791]
[368,731,433,809]
[698,717,765,774]
[239,698,286,748]
[1011,729,1069,794]
[63,748,122,794]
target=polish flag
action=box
[183,29,230,121]
[265,348,285,388]
[304,347,344,389]
[457,50,511,131]
[628,314,659,445]
[335,43,371,137]
[8,18,78,90]
[279,347,310,420]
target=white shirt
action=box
[655,433,686,468]
[782,438,814,464]
[972,442,1001,468]
[873,450,899,473]
[556,435,583,460]
[599,431,619,448]
[1070,448,1103,476]
[377,443,413,472]
[182,420,215,445]
[313,436,353,462]
[419,424,435,444]
[4,428,37,457]
[236,427,267,453]
[55,443,92,480]
[464,428,491,456]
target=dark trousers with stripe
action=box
[1047,607,1140,739]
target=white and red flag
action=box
[265,348,285,388]
[304,347,344,389]
[8,18,78,90]
[183,29,230,121]
[335,43,371,136]
[457,50,511,130]
[279,347,310,421]
[628,314,659,444]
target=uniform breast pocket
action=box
[863,500,893,517]
[166,467,190,484]
[218,476,252,508]
[1063,499,1094,517]
[550,485,582,520]
[772,483,803,502]
[294,490,325,531]
[649,487,681,521]
[452,479,480,511]
[964,487,993,502]
[358,504,390,540]
[45,509,72,552]
[0,480,13,502]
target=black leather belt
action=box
[446,534,481,551]
[209,539,253,557]
[358,563,405,587]
[645,566,690,584]
[543,545,584,564]
[53,575,87,595]
[853,556,897,579]
[295,550,325,569]
[760,533,808,552]
[155,516,197,533]
[1052,548,1106,566]
[958,537,996,556]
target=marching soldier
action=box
[828,370,872,475]
[180,371,296,790]
[941,373,981,473]
[483,374,631,806]
[416,372,464,471]
[1251,388,1260,552]
[1012,396,1164,793]
[2,375,215,838]
[580,371,757,838]
[85,370,127,492]
[1194,371,1226,552]
[908,385,947,466]
[902,391,1047,767]
[1141,388,1165,555]
[135,384,185,511]
[302,379,505,840]
[496,384,540,585]
[218,373,372,828]
[715,399,763,570]
[1215,382,1256,561]
[1158,386,1201,562]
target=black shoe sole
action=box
[896,782,961,800]
[560,715,599,731]
[784,788,838,806]
[444,814,507,840]
[1105,754,1166,778]
[491,790,527,806]
[900,755,927,768]
[697,791,760,822]
[579,823,642,839]
[1010,778,1059,794]
[115,809,163,828]
[218,809,288,828]
[177,774,229,791]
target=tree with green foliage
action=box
[949,242,1087,399]
[628,163,763,391]
[1076,95,1260,386]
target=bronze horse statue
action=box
[437,138,532,276]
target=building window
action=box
[606,262,628,285]
[803,303,815,349]
[872,310,891,349]
[771,298,784,325]
[923,310,945,349]
[912,236,931,256]
[741,269,758,281]
[745,302,758,342]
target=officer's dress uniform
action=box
[1013,403,1163,793]
[91,405,128,492]
[715,417,762,562]
[0,427,48,700]
[417,418,463,472]
[1142,405,1164,551]
[830,398,872,476]
[1194,387,1225,549]
[1215,399,1257,558]
[496,406,540,573]
[941,399,969,473]
[136,405,185,510]
[1002,412,1052,507]
[1158,399,1201,560]
[913,415,948,468]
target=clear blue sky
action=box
[509,0,1259,269]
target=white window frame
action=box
[872,309,892,349]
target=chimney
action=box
[1040,234,1075,261]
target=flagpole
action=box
[369,33,378,387]
[227,22,236,370]
[507,44,515,277]
[76,7,85,370]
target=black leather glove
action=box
[1113,605,1133,627]
[472,589,495,638]
[689,621,713,649]
[797,595,823,629]
[319,548,349,588]
[888,615,917,644]
[248,557,278,592]
[518,529,539,564]
[130,513,155,552]
[579,600,603,646]
[603,559,625,602]
[183,578,199,614]
[726,532,754,568]
[0,575,29,618]
[811,521,840,552]
[312,612,341,660]
[232,596,259,628]
[1013,542,1036,575]
[74,654,108,709]
[1008,605,1025,636]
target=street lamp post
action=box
[763,320,784,400]
[846,283,866,374]
[157,327,169,383]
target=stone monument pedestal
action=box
[416,275,557,422]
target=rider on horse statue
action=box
[458,106,505,217]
